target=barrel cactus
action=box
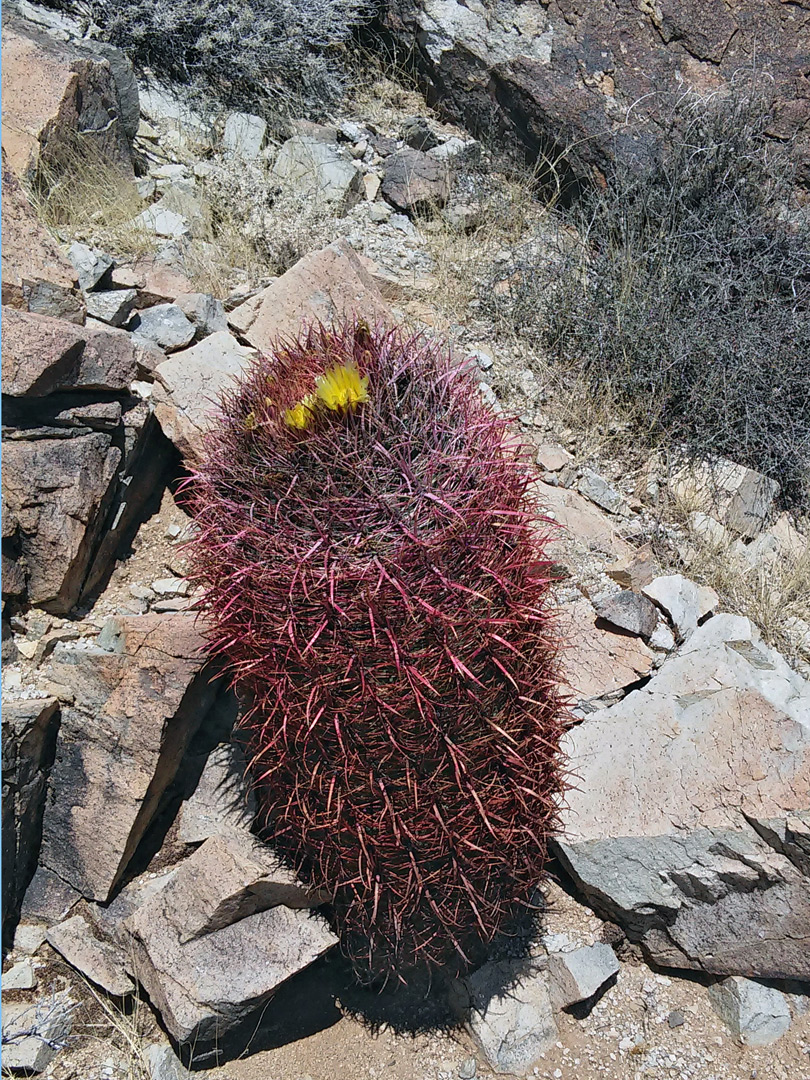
[184,320,566,985]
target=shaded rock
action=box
[130,303,196,352]
[177,743,256,843]
[642,574,701,641]
[79,408,175,605]
[127,902,337,1044]
[577,469,625,515]
[2,434,121,611]
[127,831,325,948]
[708,977,791,1046]
[47,912,135,996]
[402,115,441,151]
[1,991,75,1073]
[84,288,137,327]
[152,331,257,461]
[67,242,113,292]
[75,38,140,141]
[557,599,654,702]
[381,148,450,213]
[272,135,363,213]
[450,958,557,1075]
[1,308,138,395]
[223,112,267,160]
[382,0,810,194]
[238,240,389,357]
[2,959,37,990]
[19,865,82,930]
[555,614,810,980]
[1,22,134,184]
[547,943,619,1010]
[1,151,84,323]
[1,698,59,941]
[593,590,658,639]
[174,292,228,340]
[38,615,220,901]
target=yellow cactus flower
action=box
[315,362,369,413]
[284,394,316,430]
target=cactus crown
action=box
[185,321,566,985]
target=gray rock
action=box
[39,616,219,901]
[84,288,137,327]
[428,136,478,163]
[548,943,619,1009]
[272,135,363,214]
[577,469,625,514]
[47,913,135,996]
[174,292,228,340]
[401,115,440,151]
[131,304,196,352]
[146,1044,190,1080]
[642,574,701,641]
[0,991,75,1073]
[457,1056,477,1079]
[450,959,557,1074]
[223,112,267,160]
[648,621,676,652]
[593,590,658,639]
[135,202,190,239]
[708,977,791,1046]
[2,959,37,990]
[554,614,810,981]
[178,743,256,843]
[128,901,337,1044]
[381,148,450,214]
[77,40,140,140]
[667,1008,685,1028]
[19,865,82,929]
[67,242,113,291]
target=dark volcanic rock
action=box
[381,0,810,192]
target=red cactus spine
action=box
[184,321,566,984]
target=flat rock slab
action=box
[47,913,135,996]
[237,240,390,357]
[555,614,810,980]
[38,615,219,901]
[128,902,337,1044]
[1,151,84,322]
[2,308,138,396]
[557,599,654,702]
[532,481,635,570]
[152,331,257,461]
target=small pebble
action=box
[668,1008,686,1028]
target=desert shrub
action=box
[485,86,810,508]
[184,321,566,984]
[63,0,371,120]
